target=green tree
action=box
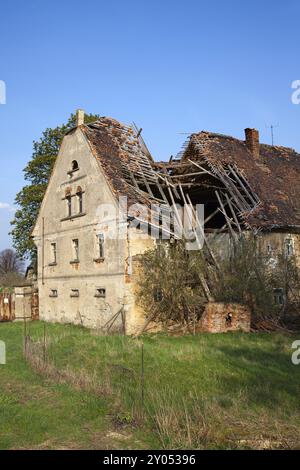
[11,112,100,262]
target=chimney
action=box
[245,128,260,159]
[76,109,85,127]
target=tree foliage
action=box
[10,112,100,261]
[137,240,209,327]
[0,248,24,275]
[0,249,25,288]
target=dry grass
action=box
[16,322,300,450]
[150,389,300,449]
[26,339,112,397]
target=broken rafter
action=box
[228,164,260,207]
[184,191,221,273]
[169,171,208,179]
[187,159,217,178]
[224,193,242,235]
[215,190,237,239]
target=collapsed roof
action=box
[79,115,300,234]
[179,130,300,231]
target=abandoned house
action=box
[31,110,300,334]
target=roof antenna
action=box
[265,123,279,146]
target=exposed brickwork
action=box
[245,128,260,159]
[200,302,251,333]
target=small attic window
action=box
[72,160,79,171]
[68,161,79,177]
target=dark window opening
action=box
[49,289,58,298]
[274,288,284,306]
[66,195,72,217]
[153,288,164,302]
[95,288,106,298]
[72,160,79,171]
[77,191,83,214]
[70,289,79,298]
[97,234,105,259]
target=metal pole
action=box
[141,343,145,413]
[43,323,46,364]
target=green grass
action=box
[0,321,300,449]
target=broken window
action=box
[72,239,79,262]
[66,195,72,217]
[273,288,284,306]
[49,289,58,297]
[97,234,105,259]
[95,288,106,298]
[70,289,79,298]
[285,238,294,257]
[50,242,57,265]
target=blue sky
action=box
[0,0,299,251]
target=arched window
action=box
[65,188,72,217]
[66,195,72,217]
[71,160,79,171]
[76,187,83,214]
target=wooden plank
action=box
[225,193,242,235]
[215,191,236,239]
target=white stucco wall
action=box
[32,128,128,330]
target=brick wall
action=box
[200,302,251,333]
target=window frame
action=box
[49,242,57,265]
[71,238,80,262]
[66,195,72,217]
[273,288,284,306]
[95,287,106,298]
[97,233,105,260]
[285,238,294,257]
[70,289,80,298]
[77,191,83,214]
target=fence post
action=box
[43,323,46,364]
[23,314,27,358]
[141,343,145,414]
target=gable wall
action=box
[33,128,128,330]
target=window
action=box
[50,242,57,265]
[285,238,294,257]
[49,289,58,298]
[72,160,79,171]
[267,244,272,255]
[70,289,79,298]
[97,234,105,259]
[72,239,79,262]
[95,288,106,298]
[274,288,284,306]
[153,288,163,302]
[66,195,72,217]
[77,191,83,214]
[68,161,79,178]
